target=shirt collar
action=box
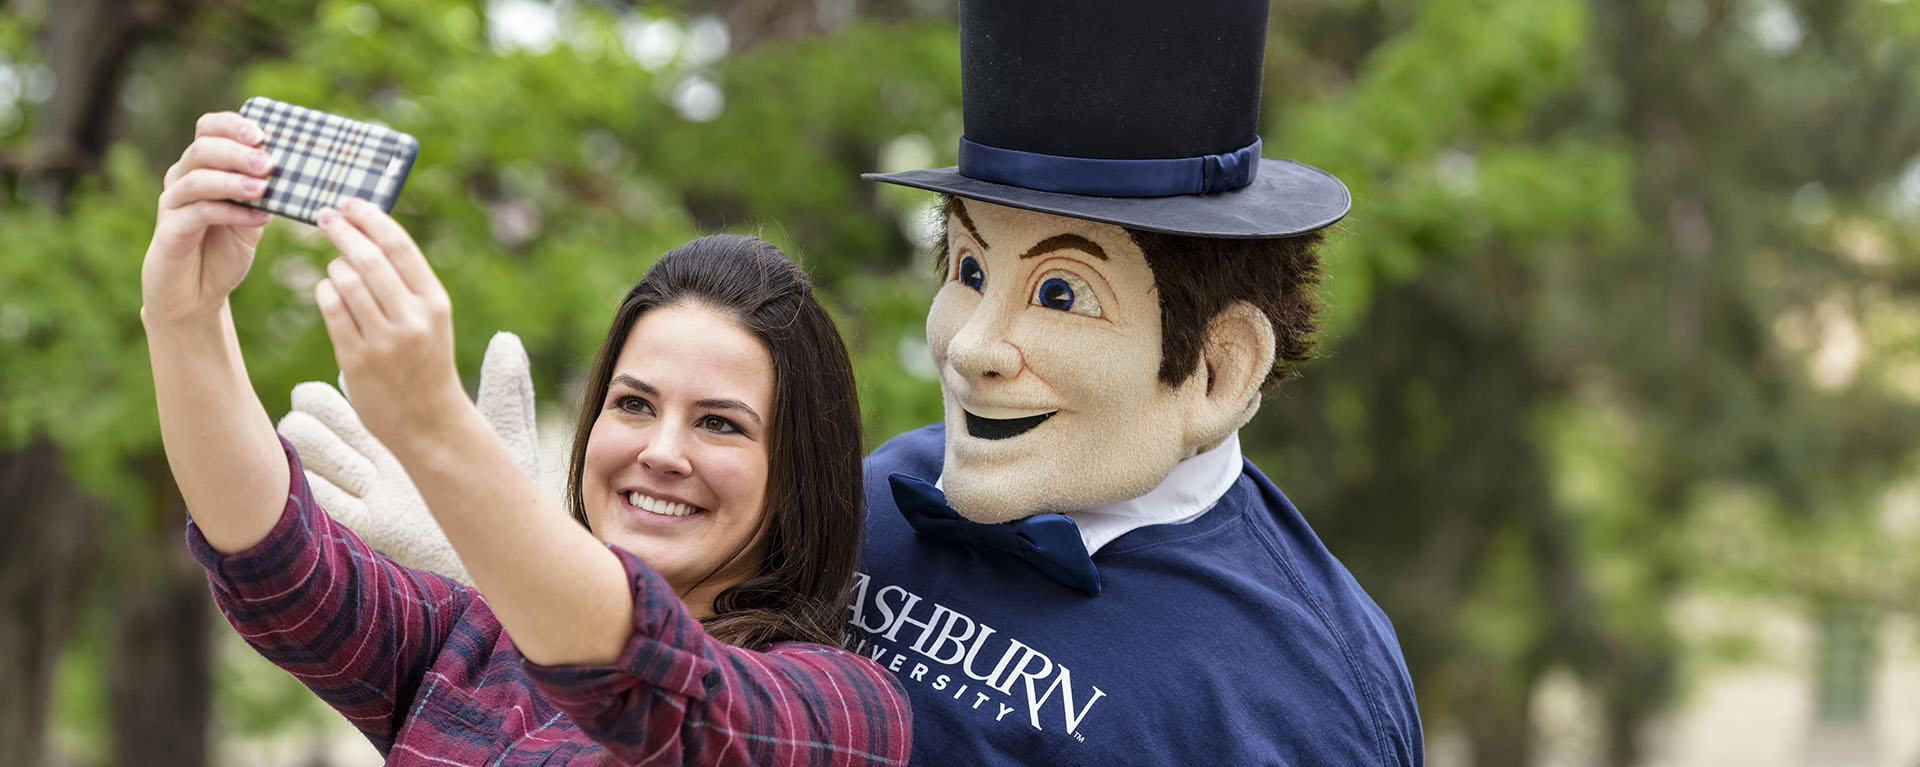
[934,431,1244,556]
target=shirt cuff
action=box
[523,545,719,707]
[184,436,323,603]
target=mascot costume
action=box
[281,0,1424,763]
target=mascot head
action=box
[867,0,1350,522]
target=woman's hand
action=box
[141,112,275,328]
[312,202,635,665]
[312,199,467,451]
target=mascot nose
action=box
[946,304,1022,381]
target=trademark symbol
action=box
[1073,732,1085,743]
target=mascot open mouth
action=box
[963,410,1056,440]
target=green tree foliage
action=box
[1250,0,1920,764]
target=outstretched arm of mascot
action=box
[276,331,539,586]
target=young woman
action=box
[143,111,909,765]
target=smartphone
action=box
[237,96,419,225]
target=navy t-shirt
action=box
[851,424,1423,766]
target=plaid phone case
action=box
[238,97,418,224]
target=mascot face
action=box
[927,200,1216,523]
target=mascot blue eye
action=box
[1031,270,1102,317]
[957,256,984,291]
[1038,278,1074,310]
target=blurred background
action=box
[2,0,1918,764]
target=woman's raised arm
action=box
[142,111,287,554]
[309,200,635,667]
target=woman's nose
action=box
[636,426,692,476]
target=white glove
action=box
[277,331,539,586]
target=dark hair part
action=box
[566,234,864,649]
[933,196,1326,390]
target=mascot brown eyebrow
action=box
[282,0,1424,763]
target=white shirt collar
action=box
[1070,431,1244,554]
[934,431,1244,555]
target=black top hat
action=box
[863,0,1350,239]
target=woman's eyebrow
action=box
[697,398,763,426]
[1018,233,1108,261]
[610,374,655,396]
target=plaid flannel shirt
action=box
[188,438,910,766]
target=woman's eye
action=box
[956,256,985,291]
[614,395,652,415]
[699,415,740,434]
[1032,270,1101,317]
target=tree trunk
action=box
[106,514,213,767]
[0,441,102,767]
[24,0,147,208]
[24,0,224,762]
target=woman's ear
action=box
[1182,301,1274,449]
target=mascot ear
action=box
[1182,301,1274,449]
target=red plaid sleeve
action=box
[185,437,475,755]
[524,547,912,766]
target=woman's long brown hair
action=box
[565,234,864,649]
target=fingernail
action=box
[317,207,338,225]
[242,178,266,196]
[342,197,364,214]
[251,151,272,173]
[243,124,264,144]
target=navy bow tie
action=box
[888,473,1101,596]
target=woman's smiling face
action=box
[581,301,773,610]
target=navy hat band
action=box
[958,136,1262,198]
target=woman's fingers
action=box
[317,207,415,325]
[147,199,270,260]
[314,278,364,358]
[325,257,391,339]
[196,111,265,144]
[177,200,272,230]
[340,199,441,298]
[158,167,267,211]
[167,134,272,187]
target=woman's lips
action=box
[624,490,705,517]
